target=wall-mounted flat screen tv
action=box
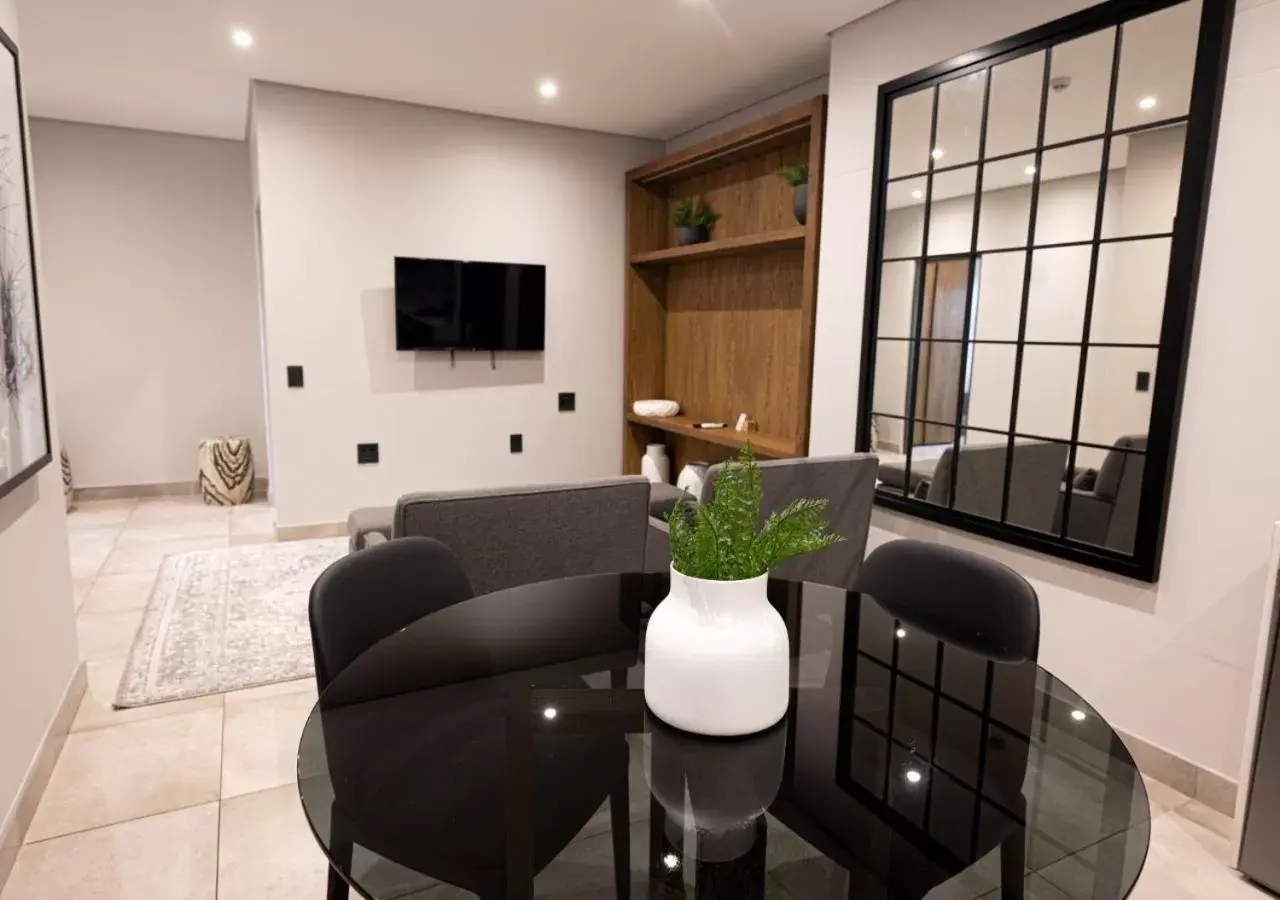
[394,257,546,351]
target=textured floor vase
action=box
[115,538,346,707]
[643,567,790,736]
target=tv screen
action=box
[394,257,546,351]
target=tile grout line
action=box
[215,692,226,898]
[21,796,220,848]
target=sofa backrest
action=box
[394,477,651,596]
[926,440,1069,533]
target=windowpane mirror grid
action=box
[1113,0,1201,131]
[859,0,1229,581]
[977,155,1037,251]
[1089,238,1171,344]
[927,167,979,256]
[1034,140,1104,246]
[1043,28,1117,145]
[1101,125,1186,239]
[889,89,935,178]
[935,72,986,169]
[884,178,929,258]
[986,52,1045,159]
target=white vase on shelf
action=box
[644,566,790,736]
[641,443,670,485]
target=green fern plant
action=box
[775,164,808,187]
[665,445,844,580]
[673,197,721,229]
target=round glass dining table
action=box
[297,573,1151,900]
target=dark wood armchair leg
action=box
[327,865,350,900]
[1000,825,1026,900]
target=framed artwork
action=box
[0,23,50,502]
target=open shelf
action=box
[625,412,799,459]
[629,227,806,267]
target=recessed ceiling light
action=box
[1138,95,1158,110]
[538,79,559,100]
[542,706,558,720]
[1070,709,1088,723]
[911,189,923,200]
[895,628,907,639]
[231,28,254,49]
[1024,165,1037,176]
[931,147,945,160]
[905,768,924,785]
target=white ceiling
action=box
[15,0,894,142]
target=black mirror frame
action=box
[855,0,1236,582]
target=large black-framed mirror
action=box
[855,0,1234,582]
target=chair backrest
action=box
[855,538,1040,662]
[926,440,1068,533]
[394,476,651,596]
[703,454,880,590]
[308,536,474,691]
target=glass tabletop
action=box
[297,573,1150,900]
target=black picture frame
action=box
[855,0,1235,582]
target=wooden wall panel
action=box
[663,249,804,440]
[665,141,808,244]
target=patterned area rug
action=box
[115,538,347,707]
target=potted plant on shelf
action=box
[644,445,843,736]
[776,164,809,225]
[673,197,721,246]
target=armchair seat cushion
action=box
[648,482,691,520]
[347,506,393,553]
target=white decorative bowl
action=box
[632,399,680,418]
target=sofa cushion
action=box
[648,482,691,520]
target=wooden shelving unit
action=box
[622,98,826,476]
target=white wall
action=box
[0,0,80,872]
[251,83,661,528]
[813,0,1280,778]
[30,120,265,489]
[665,77,829,153]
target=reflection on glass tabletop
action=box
[297,573,1150,900]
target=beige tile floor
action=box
[1,496,1272,898]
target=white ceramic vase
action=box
[640,443,670,485]
[644,566,790,736]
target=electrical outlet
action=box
[558,392,576,413]
[287,365,304,388]
[1135,371,1151,392]
[510,434,523,454]
[357,443,380,464]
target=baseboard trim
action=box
[1117,727,1237,816]
[0,661,87,890]
[277,521,346,541]
[73,477,269,503]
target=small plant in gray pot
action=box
[776,164,809,225]
[673,198,721,246]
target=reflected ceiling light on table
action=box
[895,627,908,639]
[662,852,681,871]
[1070,709,1088,723]
[1138,95,1158,110]
[230,27,254,49]
[904,768,924,785]
[931,147,945,160]
[542,706,558,720]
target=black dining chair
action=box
[854,538,1040,663]
[309,535,474,693]
[855,538,1039,900]
[309,535,474,900]
[307,537,633,900]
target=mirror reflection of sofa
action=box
[1056,435,1146,554]
[913,441,1069,533]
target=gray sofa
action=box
[347,477,652,596]
[646,454,881,590]
[915,440,1069,533]
[1057,435,1146,553]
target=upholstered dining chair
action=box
[307,536,631,900]
[855,539,1040,899]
